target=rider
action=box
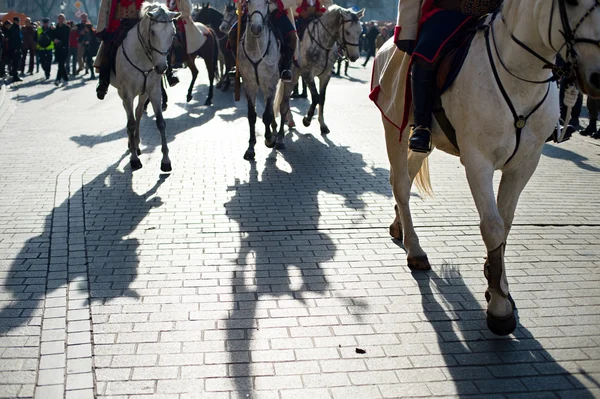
[228,0,299,82]
[165,0,204,86]
[95,0,146,99]
[394,0,502,153]
[295,0,326,40]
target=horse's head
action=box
[140,2,180,74]
[556,0,600,97]
[336,7,365,62]
[247,0,269,37]
[220,2,237,33]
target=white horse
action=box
[236,0,284,161]
[113,3,180,171]
[376,0,600,335]
[275,5,364,135]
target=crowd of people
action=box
[0,13,98,85]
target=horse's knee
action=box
[480,215,505,251]
[156,117,166,132]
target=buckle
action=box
[515,116,526,129]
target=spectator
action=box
[36,18,54,80]
[362,21,379,67]
[7,17,23,82]
[0,21,11,78]
[76,13,89,74]
[68,21,79,75]
[582,97,600,139]
[21,18,36,76]
[81,23,97,80]
[375,26,389,53]
[52,13,70,85]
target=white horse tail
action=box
[410,152,433,197]
[274,80,284,118]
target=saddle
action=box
[433,27,479,153]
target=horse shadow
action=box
[542,143,600,173]
[222,133,390,398]
[0,156,167,335]
[413,264,595,398]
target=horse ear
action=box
[356,8,366,19]
[170,11,182,20]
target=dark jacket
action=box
[22,25,36,47]
[51,23,70,50]
[7,24,22,52]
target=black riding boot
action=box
[97,65,110,100]
[409,63,437,153]
[280,33,297,83]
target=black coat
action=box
[7,24,22,52]
[52,24,70,50]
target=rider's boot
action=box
[166,69,180,87]
[228,27,238,76]
[582,120,597,136]
[280,33,297,83]
[409,63,436,153]
[96,64,110,100]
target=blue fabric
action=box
[413,10,470,66]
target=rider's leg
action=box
[409,61,437,153]
[272,12,297,83]
[96,41,112,100]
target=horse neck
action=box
[315,9,341,48]
[494,0,557,81]
[123,19,154,70]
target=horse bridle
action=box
[123,14,176,93]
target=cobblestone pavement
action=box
[0,60,599,399]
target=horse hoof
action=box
[186,94,192,103]
[130,159,143,171]
[160,162,172,172]
[288,120,296,128]
[137,148,142,156]
[321,126,330,135]
[216,82,222,89]
[303,117,311,127]
[275,142,285,150]
[204,99,212,106]
[407,256,431,271]
[486,311,517,336]
[243,151,255,161]
[389,223,402,240]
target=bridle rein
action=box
[122,12,176,93]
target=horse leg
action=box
[244,94,257,160]
[123,95,142,170]
[187,58,198,103]
[203,55,214,106]
[263,96,276,149]
[384,118,430,270]
[134,94,147,156]
[149,85,171,172]
[277,81,293,149]
[302,75,319,127]
[317,74,331,134]
[161,79,168,112]
[464,155,515,335]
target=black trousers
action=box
[55,48,69,82]
[11,51,21,78]
[38,49,52,78]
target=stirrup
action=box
[409,126,432,153]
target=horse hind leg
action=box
[203,55,215,106]
[187,57,198,103]
[302,76,319,127]
[384,118,430,270]
[464,154,515,335]
[263,96,276,149]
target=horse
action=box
[237,0,283,161]
[168,21,219,105]
[113,2,180,172]
[373,0,600,336]
[275,6,364,135]
[194,2,236,91]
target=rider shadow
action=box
[0,156,167,335]
[542,143,600,173]
[223,134,389,397]
[413,264,595,398]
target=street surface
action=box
[0,61,599,399]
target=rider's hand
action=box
[393,26,415,55]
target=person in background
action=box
[68,21,80,75]
[81,23,97,80]
[362,21,379,67]
[37,18,54,80]
[21,18,36,76]
[52,13,70,85]
[582,97,600,139]
[375,26,388,53]
[8,17,23,82]
[76,13,89,74]
[0,21,12,78]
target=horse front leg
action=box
[384,118,430,270]
[317,74,331,134]
[263,95,276,149]
[277,80,293,149]
[134,94,148,156]
[244,93,258,161]
[204,56,215,106]
[464,154,515,336]
[149,84,171,172]
[122,94,141,170]
[302,75,319,127]
[187,59,198,103]
[161,79,168,112]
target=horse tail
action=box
[274,80,284,118]
[411,153,433,197]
